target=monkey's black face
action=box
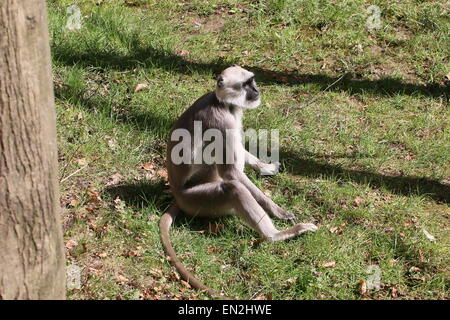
[244,77,259,101]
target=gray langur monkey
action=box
[160,66,318,298]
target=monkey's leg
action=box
[219,166,297,222]
[178,180,316,242]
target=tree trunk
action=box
[0,0,65,299]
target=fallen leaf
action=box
[113,197,125,210]
[87,186,101,203]
[76,158,88,166]
[322,261,336,268]
[142,162,156,171]
[409,266,422,273]
[115,274,129,284]
[180,280,191,288]
[329,226,343,234]
[207,246,223,254]
[107,173,123,186]
[68,199,80,207]
[358,280,367,295]
[353,196,365,207]
[65,239,78,250]
[285,277,297,285]
[156,169,168,181]
[97,252,108,258]
[391,286,398,298]
[253,293,267,300]
[444,72,450,81]
[123,249,142,257]
[179,50,189,56]
[134,83,148,92]
[422,229,436,242]
[107,139,117,150]
[170,272,181,281]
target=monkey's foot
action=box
[294,223,318,233]
[269,223,318,242]
[260,161,280,176]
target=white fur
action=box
[215,66,261,110]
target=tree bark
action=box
[0,0,65,299]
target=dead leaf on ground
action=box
[134,83,148,92]
[87,186,101,204]
[76,158,88,166]
[68,199,80,207]
[329,226,344,234]
[180,280,191,288]
[123,249,142,257]
[444,72,450,81]
[156,169,168,181]
[322,261,336,268]
[253,292,273,300]
[97,252,108,258]
[353,196,365,207]
[141,162,157,171]
[107,139,117,150]
[409,266,422,273]
[65,239,78,250]
[113,197,125,210]
[107,173,123,186]
[115,274,129,284]
[207,246,223,254]
[358,280,367,296]
[179,50,189,56]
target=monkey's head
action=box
[215,66,261,109]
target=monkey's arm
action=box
[244,150,280,176]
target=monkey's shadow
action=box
[105,180,236,236]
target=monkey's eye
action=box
[243,77,254,87]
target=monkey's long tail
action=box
[160,204,227,299]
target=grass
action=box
[48,0,449,299]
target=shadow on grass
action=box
[54,82,175,137]
[53,41,449,98]
[105,180,233,234]
[281,148,450,204]
[54,37,449,204]
[105,180,171,212]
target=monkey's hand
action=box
[272,206,297,223]
[260,161,280,176]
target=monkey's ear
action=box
[216,75,224,88]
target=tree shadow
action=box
[52,38,449,99]
[281,148,450,204]
[105,180,171,212]
[54,80,175,137]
